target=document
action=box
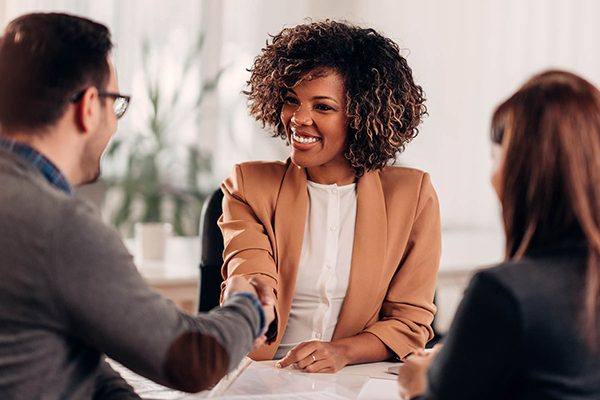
[203,392,348,399]
[119,358,397,399]
[186,358,368,399]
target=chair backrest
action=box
[198,188,225,312]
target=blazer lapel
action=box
[269,161,308,347]
[333,170,387,340]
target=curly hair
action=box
[245,20,427,177]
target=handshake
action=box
[223,276,277,348]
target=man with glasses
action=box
[0,12,274,399]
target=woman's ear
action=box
[73,86,100,134]
[490,142,505,199]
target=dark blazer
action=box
[422,242,600,400]
[219,159,441,360]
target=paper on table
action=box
[204,392,348,399]
[206,357,253,397]
[357,378,399,400]
[180,358,368,399]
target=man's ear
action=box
[74,86,100,134]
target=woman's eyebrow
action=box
[312,95,339,104]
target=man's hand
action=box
[247,278,276,330]
[275,340,350,373]
[397,345,442,400]
[222,276,276,347]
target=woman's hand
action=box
[275,340,350,373]
[223,276,276,347]
[397,345,442,400]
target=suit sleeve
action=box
[364,173,441,359]
[420,271,521,399]
[219,164,279,340]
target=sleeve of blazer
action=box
[219,164,279,340]
[364,173,441,359]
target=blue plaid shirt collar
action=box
[0,137,73,195]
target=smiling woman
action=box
[219,20,441,373]
[281,70,352,184]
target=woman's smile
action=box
[280,69,352,184]
[290,128,322,148]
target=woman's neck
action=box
[306,164,356,185]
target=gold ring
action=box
[311,354,317,363]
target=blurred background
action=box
[2,0,599,237]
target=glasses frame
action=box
[70,88,131,119]
[99,91,131,119]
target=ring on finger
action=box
[311,354,317,363]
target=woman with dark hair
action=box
[219,20,441,372]
[398,70,600,399]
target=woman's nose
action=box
[291,106,312,126]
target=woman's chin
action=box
[290,153,312,169]
[290,157,310,169]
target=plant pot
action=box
[134,222,172,261]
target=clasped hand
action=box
[223,276,276,349]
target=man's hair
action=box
[245,20,426,177]
[0,12,113,133]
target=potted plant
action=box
[104,33,221,241]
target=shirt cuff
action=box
[231,292,265,339]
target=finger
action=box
[276,342,318,368]
[398,386,410,400]
[295,351,318,370]
[414,348,427,357]
[254,284,276,305]
[302,358,332,373]
[276,348,307,368]
[290,341,319,364]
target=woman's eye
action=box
[284,96,299,104]
[315,104,334,111]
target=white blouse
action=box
[275,180,357,359]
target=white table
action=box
[114,359,400,399]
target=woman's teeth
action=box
[292,132,320,144]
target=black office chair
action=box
[198,188,225,312]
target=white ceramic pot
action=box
[134,222,172,261]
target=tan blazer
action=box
[219,159,441,360]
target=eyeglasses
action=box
[99,91,131,119]
[70,89,131,119]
